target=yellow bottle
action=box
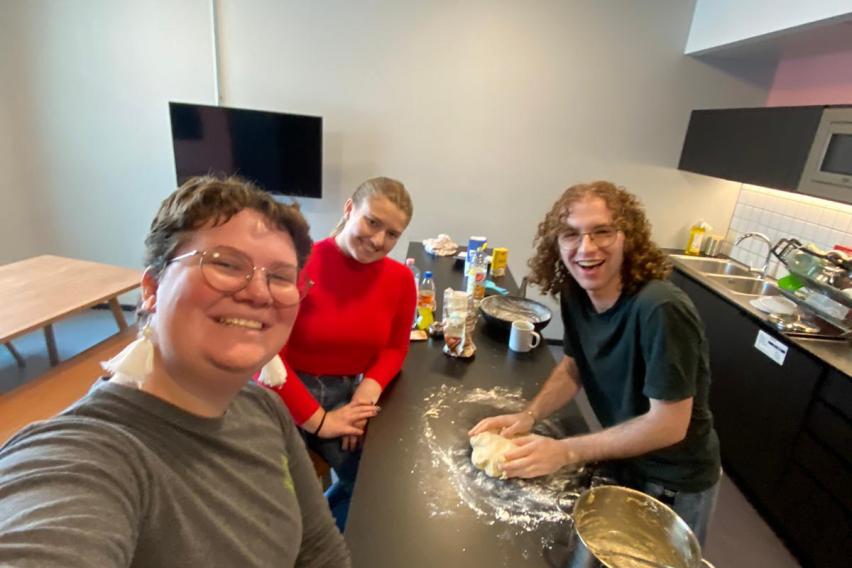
[685,221,709,256]
[415,305,434,330]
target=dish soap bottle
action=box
[685,220,711,256]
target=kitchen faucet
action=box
[734,232,773,278]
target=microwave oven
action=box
[799,107,852,203]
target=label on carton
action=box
[754,330,788,366]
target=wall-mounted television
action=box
[168,102,322,198]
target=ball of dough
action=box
[470,431,516,478]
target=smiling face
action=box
[558,196,625,312]
[142,209,300,397]
[335,195,409,263]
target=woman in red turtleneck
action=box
[267,177,415,531]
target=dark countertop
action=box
[345,243,588,568]
[669,254,852,378]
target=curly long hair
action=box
[527,181,670,297]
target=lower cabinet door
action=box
[672,274,822,501]
[772,463,852,568]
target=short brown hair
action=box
[528,181,670,297]
[145,175,313,276]
[331,177,413,236]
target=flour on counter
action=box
[420,384,587,534]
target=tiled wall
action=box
[724,185,852,278]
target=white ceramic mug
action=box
[509,320,541,352]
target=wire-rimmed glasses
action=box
[167,246,312,306]
[557,226,619,250]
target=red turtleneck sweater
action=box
[267,238,416,424]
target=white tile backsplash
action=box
[722,185,852,278]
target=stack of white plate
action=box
[749,296,798,315]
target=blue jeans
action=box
[637,476,720,546]
[298,372,362,533]
[605,465,721,547]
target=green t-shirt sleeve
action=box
[0,421,143,568]
[640,299,702,402]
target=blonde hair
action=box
[332,177,413,236]
[527,181,670,297]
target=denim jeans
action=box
[637,476,720,546]
[605,465,721,547]
[298,372,362,533]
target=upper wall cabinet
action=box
[679,105,852,204]
[678,106,824,191]
[685,1,852,55]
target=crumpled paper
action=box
[423,234,459,256]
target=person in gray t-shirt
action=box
[0,175,352,567]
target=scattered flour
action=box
[420,384,589,540]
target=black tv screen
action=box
[169,102,322,198]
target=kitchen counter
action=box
[345,243,588,568]
[668,254,851,378]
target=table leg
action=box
[4,343,25,368]
[43,325,60,366]
[109,298,129,331]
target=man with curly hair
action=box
[470,181,721,544]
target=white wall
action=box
[0,7,41,264]
[686,0,852,54]
[0,0,216,267]
[1,0,773,337]
[215,0,767,335]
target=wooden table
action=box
[0,255,142,366]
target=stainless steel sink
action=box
[706,274,780,296]
[670,255,752,277]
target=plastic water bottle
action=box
[419,271,436,309]
[405,258,420,284]
[416,271,436,330]
[406,258,420,327]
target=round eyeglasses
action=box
[557,226,619,250]
[166,246,312,307]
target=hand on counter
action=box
[468,411,534,438]
[339,377,384,451]
[500,435,580,479]
[316,401,379,439]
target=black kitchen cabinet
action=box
[773,463,852,568]
[678,106,823,191]
[672,268,852,567]
[671,272,822,502]
[771,368,852,567]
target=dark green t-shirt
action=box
[561,279,721,492]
